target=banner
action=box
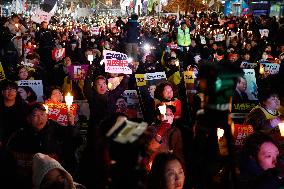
[240,62,257,69]
[123,90,143,119]
[260,63,280,76]
[103,50,132,74]
[31,8,52,23]
[67,65,89,80]
[17,80,44,102]
[52,48,66,62]
[0,62,6,81]
[233,124,254,149]
[44,102,77,126]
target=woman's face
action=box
[162,85,173,100]
[18,68,29,80]
[263,95,280,111]
[18,87,28,100]
[164,160,185,189]
[50,89,63,102]
[257,142,279,170]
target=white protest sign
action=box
[123,90,143,119]
[31,9,52,24]
[200,36,206,45]
[240,62,257,69]
[260,63,280,75]
[74,7,91,18]
[259,29,269,38]
[214,34,225,42]
[103,50,132,74]
[243,69,258,101]
[91,27,100,35]
[17,80,44,102]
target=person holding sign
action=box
[7,103,81,188]
[245,89,281,134]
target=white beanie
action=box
[32,153,69,189]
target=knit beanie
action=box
[32,153,69,189]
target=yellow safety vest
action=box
[177,27,191,47]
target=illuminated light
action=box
[217,128,224,140]
[143,43,151,51]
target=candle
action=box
[15,23,19,28]
[217,128,224,140]
[65,92,73,111]
[158,104,167,116]
[259,64,265,75]
[278,123,284,137]
[43,104,49,114]
[88,54,94,64]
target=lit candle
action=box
[65,92,73,111]
[158,104,167,116]
[259,64,265,75]
[88,54,94,64]
[15,23,19,28]
[217,128,224,140]
[43,104,49,114]
[278,123,284,137]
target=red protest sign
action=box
[44,102,77,126]
[52,48,66,62]
[232,124,254,149]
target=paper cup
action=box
[278,123,284,137]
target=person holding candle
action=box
[245,88,281,134]
[6,103,81,188]
[142,104,184,172]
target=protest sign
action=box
[200,36,206,45]
[31,8,52,23]
[44,102,77,126]
[52,48,65,62]
[0,62,6,81]
[232,124,254,149]
[240,62,257,69]
[103,50,132,74]
[123,90,143,119]
[214,34,225,42]
[17,80,44,102]
[260,63,280,76]
[135,72,167,117]
[90,27,100,35]
[243,69,258,101]
[67,65,89,80]
[259,29,269,38]
[166,43,180,50]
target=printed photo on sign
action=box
[67,65,89,80]
[259,29,269,38]
[122,90,143,119]
[103,50,132,74]
[44,102,77,126]
[17,80,44,102]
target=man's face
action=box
[28,109,48,130]
[236,78,247,92]
[2,87,17,101]
[42,22,48,29]
[96,79,107,95]
[181,24,187,30]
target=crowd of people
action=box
[0,10,284,189]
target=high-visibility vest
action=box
[177,27,191,47]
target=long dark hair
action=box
[147,153,184,189]
[18,86,37,103]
